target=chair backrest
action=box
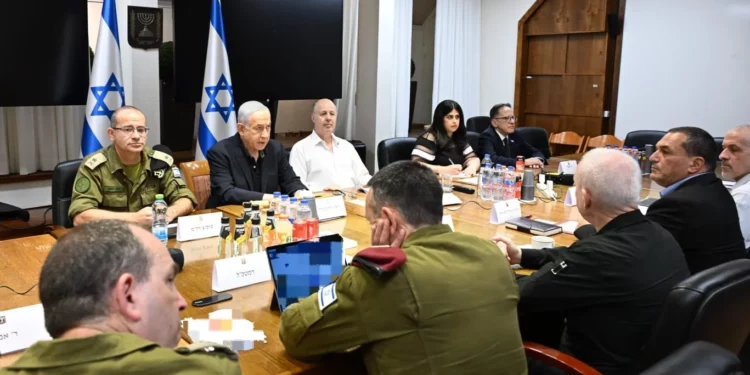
[715,137,724,160]
[466,131,480,154]
[549,131,586,155]
[466,116,491,133]
[639,341,743,375]
[623,130,667,151]
[635,259,750,373]
[179,160,211,210]
[584,134,624,150]
[377,137,417,169]
[515,127,552,159]
[51,159,82,228]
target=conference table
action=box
[0,155,667,373]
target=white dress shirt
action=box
[730,174,750,249]
[289,131,371,192]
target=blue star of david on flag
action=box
[204,74,235,123]
[90,73,125,119]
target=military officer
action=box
[279,161,527,375]
[0,220,241,375]
[69,105,197,227]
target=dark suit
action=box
[206,134,307,208]
[478,127,545,166]
[646,173,745,273]
[518,210,690,375]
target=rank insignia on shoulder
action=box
[351,247,407,279]
[84,153,107,170]
[550,261,568,275]
[176,341,239,360]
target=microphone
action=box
[521,169,536,202]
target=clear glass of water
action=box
[440,174,454,194]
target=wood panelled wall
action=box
[514,0,625,137]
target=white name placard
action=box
[558,160,578,175]
[177,212,223,242]
[490,199,522,225]
[564,187,577,207]
[0,304,51,355]
[211,252,272,292]
[315,196,348,221]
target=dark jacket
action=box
[478,127,545,166]
[518,210,690,375]
[646,173,745,273]
[206,134,306,208]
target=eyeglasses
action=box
[493,116,517,122]
[113,126,149,135]
[244,124,272,134]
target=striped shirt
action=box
[411,131,477,168]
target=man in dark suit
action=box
[478,103,545,167]
[206,101,307,208]
[646,126,745,273]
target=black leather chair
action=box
[51,159,82,228]
[466,116,491,133]
[515,127,552,159]
[466,131,480,154]
[624,130,667,150]
[639,341,743,375]
[715,137,724,160]
[377,137,416,169]
[634,259,750,374]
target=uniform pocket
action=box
[102,193,128,211]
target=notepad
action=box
[457,176,479,186]
[442,193,462,206]
[505,217,562,236]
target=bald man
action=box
[720,125,750,251]
[206,101,307,208]
[289,99,371,191]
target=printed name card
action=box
[0,304,51,355]
[564,187,577,207]
[558,160,578,175]
[315,196,348,221]
[490,199,522,225]
[211,252,272,292]
[177,212,223,242]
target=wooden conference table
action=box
[0,155,666,373]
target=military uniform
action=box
[69,145,197,220]
[0,333,241,374]
[279,224,528,375]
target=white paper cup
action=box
[531,236,555,249]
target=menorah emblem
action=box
[137,12,155,38]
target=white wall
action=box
[355,0,380,169]
[276,100,316,133]
[615,0,750,139]
[479,0,535,116]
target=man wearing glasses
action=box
[206,101,307,208]
[69,106,197,227]
[478,103,545,168]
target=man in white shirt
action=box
[289,99,371,192]
[720,125,750,250]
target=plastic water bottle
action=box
[479,154,493,200]
[289,197,298,221]
[297,199,312,220]
[502,167,516,200]
[152,194,168,246]
[271,191,281,212]
[279,194,290,216]
[606,144,611,149]
[492,164,503,201]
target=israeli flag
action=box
[196,0,237,160]
[81,0,125,157]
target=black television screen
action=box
[173,0,343,104]
[0,0,90,107]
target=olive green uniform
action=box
[279,224,528,375]
[0,333,241,375]
[69,145,197,220]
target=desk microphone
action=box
[452,185,475,194]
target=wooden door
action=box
[514,0,626,137]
